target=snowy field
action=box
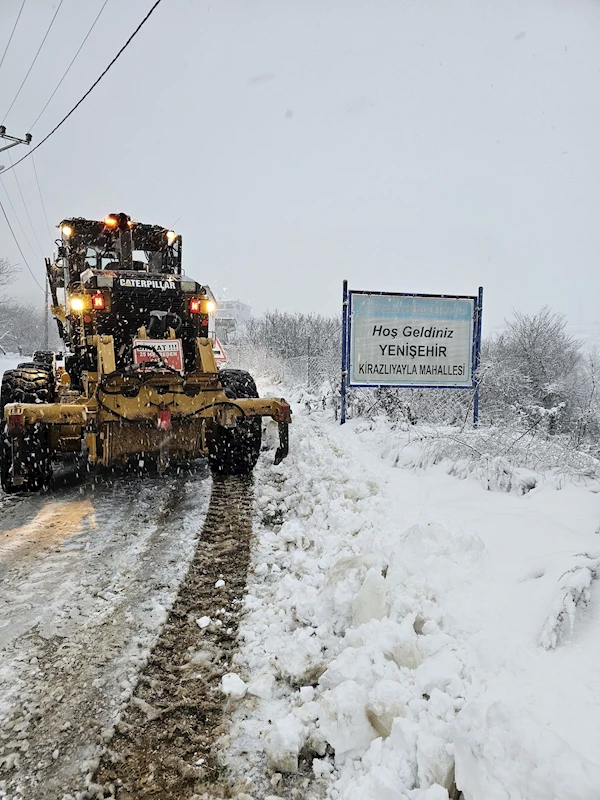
[221,396,600,799]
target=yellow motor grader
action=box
[0,213,291,492]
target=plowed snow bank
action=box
[223,405,600,799]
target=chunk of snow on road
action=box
[319,680,377,760]
[246,672,275,700]
[196,615,211,629]
[215,579,226,588]
[312,757,334,777]
[264,713,307,773]
[221,672,247,699]
[351,566,387,626]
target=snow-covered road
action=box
[0,467,210,799]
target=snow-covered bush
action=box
[0,255,59,354]
[243,310,342,361]
[385,424,600,488]
[481,307,584,433]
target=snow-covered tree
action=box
[243,311,342,359]
[482,308,583,432]
[0,257,18,295]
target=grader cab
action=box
[0,213,291,492]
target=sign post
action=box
[472,286,484,425]
[340,286,483,424]
[341,280,349,423]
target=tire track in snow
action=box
[92,474,255,800]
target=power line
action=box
[0,0,27,76]
[0,175,41,262]
[31,153,53,245]
[30,0,111,131]
[1,0,164,175]
[2,0,65,122]
[7,151,45,258]
[0,197,44,291]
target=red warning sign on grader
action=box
[133,339,184,372]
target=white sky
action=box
[1,0,599,331]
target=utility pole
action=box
[44,280,49,349]
[0,126,32,154]
[0,127,42,346]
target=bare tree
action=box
[0,257,18,293]
[0,257,52,354]
[243,311,342,359]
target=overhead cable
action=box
[2,0,65,122]
[29,0,111,130]
[0,0,27,76]
[0,175,41,262]
[7,151,45,257]
[31,153,53,244]
[0,196,43,291]
[1,0,164,175]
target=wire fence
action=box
[222,345,340,395]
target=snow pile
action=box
[227,412,480,797]
[225,404,600,798]
[455,702,600,800]
[539,554,600,650]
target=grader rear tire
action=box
[206,369,262,476]
[0,368,54,493]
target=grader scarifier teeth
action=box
[274,422,289,465]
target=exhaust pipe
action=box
[114,212,133,270]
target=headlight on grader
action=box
[69,297,85,312]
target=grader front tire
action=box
[0,368,54,493]
[206,370,262,476]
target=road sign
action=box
[349,292,478,389]
[340,284,484,422]
[213,337,227,362]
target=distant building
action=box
[214,299,252,343]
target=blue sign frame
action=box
[341,283,484,424]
